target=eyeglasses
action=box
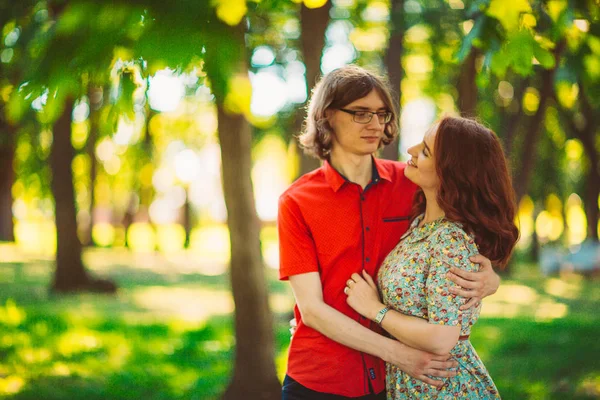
[339,109,393,124]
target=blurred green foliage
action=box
[0,256,598,399]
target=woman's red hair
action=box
[412,117,520,268]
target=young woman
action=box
[344,117,519,399]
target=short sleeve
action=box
[277,194,320,280]
[425,226,480,330]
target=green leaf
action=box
[533,44,555,69]
[486,0,532,32]
[505,29,536,76]
[490,48,510,76]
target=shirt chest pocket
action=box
[380,216,411,251]
[383,216,411,223]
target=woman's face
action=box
[405,125,439,191]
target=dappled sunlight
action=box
[0,299,27,326]
[0,242,52,263]
[0,375,25,396]
[127,222,157,252]
[489,283,539,305]
[56,330,101,357]
[482,283,569,321]
[576,373,600,398]
[14,220,56,256]
[19,347,52,365]
[544,277,582,299]
[480,302,522,318]
[131,287,234,323]
[534,300,568,321]
[189,225,230,268]
[269,293,294,314]
[155,224,186,253]
[516,196,534,249]
[50,362,72,377]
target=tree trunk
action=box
[500,78,528,158]
[381,0,404,161]
[218,105,280,399]
[513,42,564,203]
[0,117,15,242]
[209,21,280,400]
[50,97,115,293]
[457,48,478,118]
[297,1,331,176]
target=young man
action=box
[278,65,500,399]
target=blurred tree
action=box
[0,97,16,242]
[46,2,116,291]
[0,1,34,242]
[382,0,404,161]
[457,47,478,117]
[297,1,331,175]
[51,96,116,292]
[204,17,281,400]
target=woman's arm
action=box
[346,228,480,356]
[345,271,460,356]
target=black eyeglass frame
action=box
[339,108,393,124]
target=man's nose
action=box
[368,116,383,129]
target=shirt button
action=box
[366,257,370,262]
[361,195,365,201]
[366,227,370,232]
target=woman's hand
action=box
[344,270,386,321]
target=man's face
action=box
[327,90,388,157]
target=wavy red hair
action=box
[412,117,519,268]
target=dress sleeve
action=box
[425,226,479,328]
[277,194,320,281]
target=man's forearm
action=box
[303,301,395,361]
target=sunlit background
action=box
[0,0,599,399]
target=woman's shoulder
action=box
[430,219,477,250]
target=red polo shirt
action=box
[278,157,418,397]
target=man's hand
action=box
[383,341,458,388]
[446,254,500,310]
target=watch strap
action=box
[374,307,389,325]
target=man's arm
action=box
[446,254,500,310]
[290,272,457,387]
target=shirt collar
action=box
[324,156,391,192]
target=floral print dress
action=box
[377,214,500,399]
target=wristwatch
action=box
[374,307,390,325]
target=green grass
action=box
[0,249,599,399]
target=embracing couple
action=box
[277,65,519,399]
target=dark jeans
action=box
[282,375,386,400]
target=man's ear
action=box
[324,109,334,120]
